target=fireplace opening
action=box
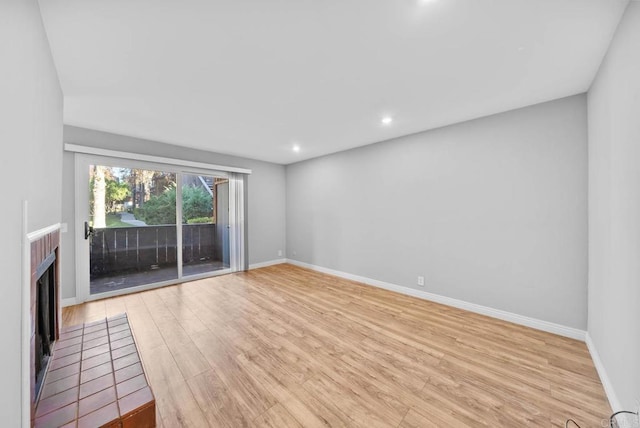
[34,252,57,400]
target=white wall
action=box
[588,1,640,411]
[0,0,63,423]
[287,94,588,329]
[61,126,287,300]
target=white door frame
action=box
[74,153,244,303]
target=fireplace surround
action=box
[34,251,57,401]
[23,221,155,427]
[27,226,61,425]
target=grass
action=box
[106,213,132,228]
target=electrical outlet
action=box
[278,250,283,257]
[292,250,297,256]
[417,276,425,286]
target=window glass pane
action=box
[181,174,230,276]
[89,165,178,294]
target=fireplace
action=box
[28,228,61,425]
[34,252,57,399]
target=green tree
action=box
[182,185,213,221]
[136,185,212,225]
[136,185,177,225]
[105,179,130,213]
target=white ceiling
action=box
[39,0,628,164]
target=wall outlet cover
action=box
[417,276,425,286]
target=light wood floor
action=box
[63,264,610,427]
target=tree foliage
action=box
[182,185,213,221]
[136,185,177,225]
[136,185,212,225]
[105,179,130,212]
[90,175,131,218]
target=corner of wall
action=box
[585,333,623,412]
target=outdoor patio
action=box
[90,260,228,295]
[90,223,228,295]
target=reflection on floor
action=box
[90,261,228,295]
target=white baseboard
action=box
[61,297,78,308]
[586,332,622,412]
[249,259,287,270]
[286,259,586,341]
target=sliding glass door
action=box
[88,165,179,295]
[75,155,239,302]
[181,174,230,277]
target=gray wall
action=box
[287,94,588,329]
[588,2,640,411]
[0,0,63,422]
[61,126,286,299]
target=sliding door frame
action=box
[74,152,245,303]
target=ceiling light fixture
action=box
[292,144,300,153]
[381,116,393,125]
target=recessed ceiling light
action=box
[381,116,393,125]
[292,144,300,153]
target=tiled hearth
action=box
[34,314,155,427]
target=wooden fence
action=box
[90,224,217,278]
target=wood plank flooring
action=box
[62,264,610,427]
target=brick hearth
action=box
[34,314,155,427]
